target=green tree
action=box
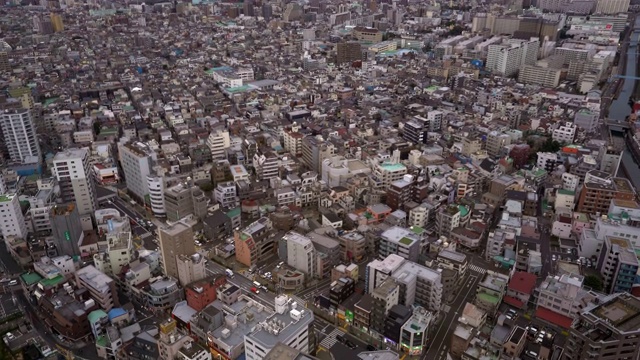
[93,121,102,135]
[540,137,562,152]
[199,181,214,192]
[584,275,604,291]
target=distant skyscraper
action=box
[244,0,255,17]
[261,3,272,21]
[0,108,41,165]
[50,13,64,32]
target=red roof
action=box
[508,272,537,295]
[503,295,525,309]
[535,307,574,329]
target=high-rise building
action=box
[243,0,254,16]
[206,128,230,160]
[164,182,208,222]
[564,293,640,360]
[336,42,363,64]
[147,175,166,217]
[391,261,443,313]
[159,222,195,279]
[597,236,639,294]
[284,231,316,276]
[50,12,64,32]
[0,193,27,240]
[378,226,421,262]
[595,0,630,14]
[577,171,635,214]
[52,148,97,216]
[0,108,41,164]
[486,39,539,77]
[118,141,155,204]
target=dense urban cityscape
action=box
[1,0,640,359]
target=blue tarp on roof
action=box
[108,308,127,320]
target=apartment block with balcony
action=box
[392,261,443,313]
[75,265,120,312]
[371,278,400,334]
[474,271,509,318]
[597,236,639,294]
[379,226,421,263]
[234,217,275,268]
[564,293,640,360]
[577,171,635,215]
[214,181,239,209]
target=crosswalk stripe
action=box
[319,328,344,349]
[468,264,487,274]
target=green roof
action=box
[39,274,66,288]
[557,189,575,196]
[410,226,425,235]
[88,310,108,324]
[458,205,469,217]
[0,195,11,202]
[96,335,108,347]
[226,207,241,217]
[399,237,415,246]
[225,85,250,93]
[477,292,500,304]
[380,162,406,172]
[43,97,59,106]
[20,272,42,285]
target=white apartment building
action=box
[595,0,629,14]
[379,226,421,262]
[27,188,55,233]
[536,273,600,319]
[253,152,279,180]
[427,110,443,132]
[365,254,406,294]
[553,122,577,144]
[518,65,562,88]
[0,108,41,164]
[230,165,250,182]
[147,175,166,217]
[94,232,133,276]
[214,181,238,209]
[52,148,97,215]
[118,141,155,203]
[0,193,27,240]
[75,265,119,311]
[372,162,408,189]
[487,39,539,77]
[562,173,580,191]
[245,296,313,360]
[392,260,443,313]
[409,204,429,228]
[285,231,316,276]
[206,129,230,160]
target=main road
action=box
[205,260,276,307]
[423,271,484,360]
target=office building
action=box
[0,108,41,165]
[159,222,195,279]
[0,193,27,240]
[284,231,316,277]
[75,265,120,312]
[391,261,443,313]
[118,141,155,204]
[378,226,421,262]
[164,182,208,222]
[244,295,314,360]
[597,236,639,294]
[234,217,274,268]
[577,171,635,215]
[50,203,83,258]
[564,293,640,360]
[371,278,400,334]
[595,0,630,14]
[261,4,273,21]
[52,148,97,216]
[384,305,412,345]
[176,253,207,287]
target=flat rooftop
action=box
[392,260,441,284]
[591,293,640,332]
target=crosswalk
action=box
[468,264,487,275]
[320,328,344,349]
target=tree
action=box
[93,121,102,135]
[584,275,603,291]
[199,181,214,192]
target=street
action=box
[424,272,483,360]
[101,197,158,251]
[205,260,276,306]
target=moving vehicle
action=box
[225,269,234,277]
[253,281,261,288]
[251,287,260,294]
[8,280,17,286]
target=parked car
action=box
[251,287,260,294]
[336,335,345,343]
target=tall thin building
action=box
[595,0,630,14]
[262,3,273,21]
[0,109,41,164]
[159,222,195,279]
[0,193,27,240]
[50,13,64,32]
[52,148,97,216]
[118,140,155,204]
[243,0,255,17]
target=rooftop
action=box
[392,260,441,284]
[249,302,314,348]
[76,265,113,294]
[381,227,419,247]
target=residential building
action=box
[387,176,414,211]
[372,162,408,189]
[577,171,635,215]
[93,231,133,276]
[552,122,577,143]
[371,278,400,334]
[594,0,629,14]
[0,193,27,240]
[378,226,421,262]
[518,64,562,88]
[75,265,120,312]
[159,222,195,279]
[214,181,239,209]
[391,261,443,313]
[39,290,97,341]
[285,231,316,277]
[384,305,412,345]
[52,148,97,215]
[118,140,155,204]
[207,128,231,160]
[176,253,207,287]
[503,326,526,359]
[0,108,41,164]
[503,272,537,309]
[185,276,226,311]
[486,39,539,77]
[234,217,274,268]
[336,42,363,64]
[253,150,280,181]
[244,295,314,360]
[474,271,509,317]
[365,254,406,294]
[436,250,468,278]
[399,306,432,356]
[485,132,512,158]
[436,205,462,238]
[147,175,166,217]
[597,236,639,294]
[157,318,192,360]
[573,108,599,133]
[283,124,304,156]
[329,277,355,309]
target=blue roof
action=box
[108,308,127,320]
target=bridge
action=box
[604,119,632,130]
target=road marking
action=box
[319,328,344,349]
[468,264,487,275]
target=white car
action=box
[551,254,557,261]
